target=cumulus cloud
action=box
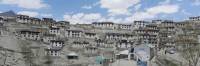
[63,13,129,24]
[64,4,179,24]
[126,4,180,21]
[18,11,39,17]
[134,4,142,11]
[147,4,179,15]
[63,13,103,24]
[100,0,140,15]
[82,2,99,9]
[159,0,171,5]
[41,14,53,17]
[1,0,48,9]
[82,6,92,9]
[181,10,191,16]
[192,0,200,6]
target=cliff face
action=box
[0,23,47,66]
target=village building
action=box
[189,16,200,21]
[16,15,30,23]
[18,30,41,40]
[29,17,41,25]
[49,40,64,49]
[132,21,149,30]
[92,22,115,29]
[46,48,61,56]
[42,34,57,43]
[67,52,79,60]
[54,21,70,28]
[0,17,3,23]
[49,27,61,36]
[95,39,105,47]
[159,20,176,48]
[118,24,131,30]
[105,33,122,40]
[42,18,56,26]
[117,40,134,49]
[65,30,83,38]
[72,41,90,48]
[84,46,98,55]
[84,32,98,39]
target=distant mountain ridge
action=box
[0,10,16,17]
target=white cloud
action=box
[1,0,48,9]
[181,10,191,15]
[82,2,99,9]
[82,5,92,9]
[147,4,179,15]
[100,0,140,15]
[63,13,128,24]
[126,4,179,21]
[177,0,183,1]
[192,0,200,6]
[41,14,53,17]
[17,11,39,17]
[159,0,171,5]
[134,4,142,11]
[63,13,103,24]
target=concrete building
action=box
[92,22,115,29]
[45,40,64,56]
[49,40,64,49]
[55,21,70,28]
[132,21,149,30]
[49,27,61,36]
[72,41,90,49]
[159,20,176,48]
[16,15,30,23]
[84,46,98,55]
[117,40,134,49]
[42,18,56,26]
[189,16,200,21]
[0,17,3,23]
[65,30,83,38]
[84,32,98,39]
[18,30,41,40]
[42,34,57,43]
[118,24,131,30]
[29,17,41,25]
[46,48,61,56]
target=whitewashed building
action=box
[65,30,83,38]
[46,49,61,56]
[117,40,134,49]
[49,40,64,49]
[42,34,57,43]
[0,17,3,23]
[118,24,131,30]
[84,32,98,39]
[92,22,115,29]
[49,27,61,36]
[72,41,90,48]
[45,40,64,56]
[189,16,200,21]
[84,46,98,55]
[16,15,30,23]
[29,17,41,25]
[105,33,135,41]
[18,30,41,40]
[132,21,149,30]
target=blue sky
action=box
[0,0,200,24]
